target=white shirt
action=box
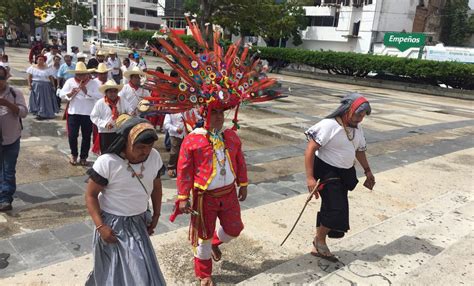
[207,147,235,190]
[107,57,121,76]
[92,149,164,216]
[305,118,367,169]
[26,66,55,82]
[120,64,135,84]
[164,113,185,139]
[60,78,102,115]
[90,97,133,133]
[90,44,97,56]
[118,84,150,111]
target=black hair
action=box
[155,66,164,73]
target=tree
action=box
[183,0,310,47]
[440,0,470,46]
[47,0,93,30]
[0,0,58,42]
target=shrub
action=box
[256,47,474,90]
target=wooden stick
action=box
[280,179,320,247]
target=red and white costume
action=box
[175,127,248,278]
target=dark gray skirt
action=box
[85,211,166,286]
[29,81,57,118]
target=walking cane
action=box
[280,179,320,246]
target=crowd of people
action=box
[0,30,376,286]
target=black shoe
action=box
[0,202,12,212]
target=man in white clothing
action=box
[163,113,185,178]
[90,80,133,153]
[90,42,97,57]
[106,50,121,84]
[120,58,135,85]
[119,67,150,112]
[60,62,102,166]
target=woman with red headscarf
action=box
[304,92,375,261]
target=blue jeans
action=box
[0,138,21,203]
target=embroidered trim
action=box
[86,168,108,186]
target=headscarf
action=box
[326,93,371,120]
[105,117,158,154]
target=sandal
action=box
[167,169,177,178]
[211,244,222,262]
[79,159,88,166]
[199,277,214,286]
[311,239,338,262]
[69,156,78,166]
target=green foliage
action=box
[256,47,474,90]
[118,30,157,42]
[182,0,309,46]
[48,0,93,30]
[440,0,471,46]
[0,0,57,30]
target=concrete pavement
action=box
[0,47,473,285]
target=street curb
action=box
[278,70,474,101]
[8,77,28,86]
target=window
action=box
[130,7,146,16]
[323,0,349,5]
[146,10,157,17]
[352,21,360,36]
[364,0,373,4]
[307,16,338,27]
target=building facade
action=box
[291,0,445,53]
[77,0,162,39]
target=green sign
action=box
[383,33,426,52]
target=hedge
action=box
[117,31,474,89]
[256,47,474,90]
[118,30,156,43]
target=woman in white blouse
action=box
[85,117,166,285]
[27,54,57,120]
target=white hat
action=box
[95,63,111,74]
[67,62,95,74]
[99,79,124,94]
[77,52,87,59]
[123,66,146,79]
[96,50,106,56]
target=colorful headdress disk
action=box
[142,14,285,129]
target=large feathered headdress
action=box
[140,14,285,130]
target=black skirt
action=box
[314,156,358,235]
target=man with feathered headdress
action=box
[143,14,284,285]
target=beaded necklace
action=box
[208,129,227,176]
[123,158,145,179]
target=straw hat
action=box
[67,62,95,74]
[99,79,123,94]
[95,63,111,74]
[96,50,106,56]
[108,49,116,55]
[123,66,146,79]
[76,52,87,59]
